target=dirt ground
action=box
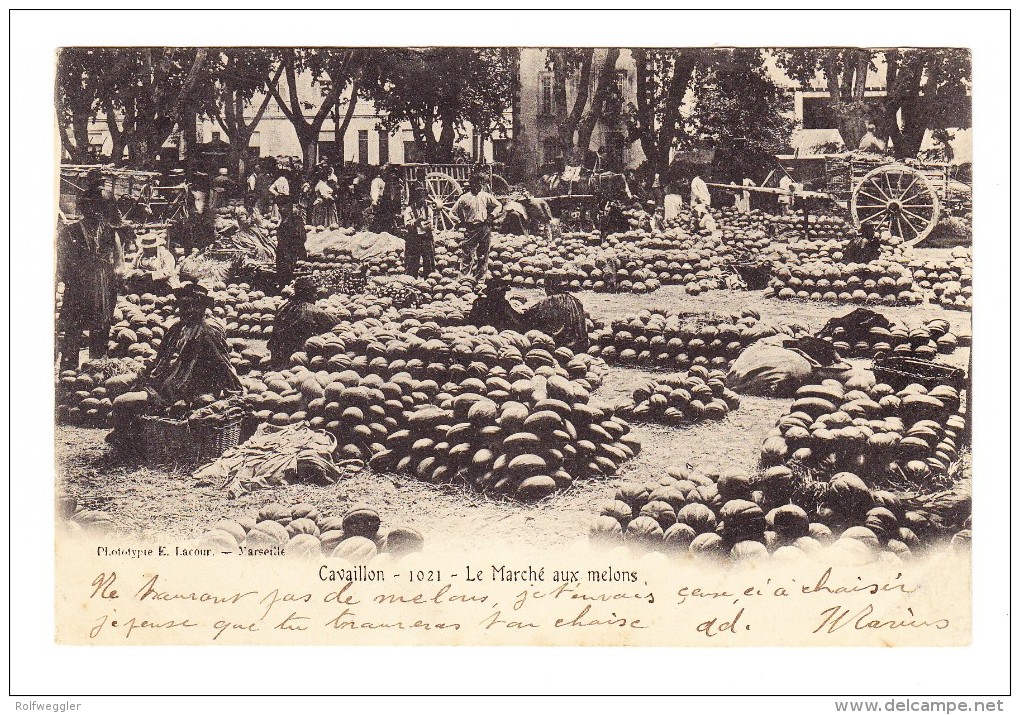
[55,247,971,549]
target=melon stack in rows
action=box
[239,320,629,500]
[766,259,922,305]
[819,317,964,359]
[56,358,144,427]
[588,308,771,370]
[615,367,741,425]
[196,503,424,564]
[590,464,969,564]
[759,379,966,486]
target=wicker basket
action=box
[190,418,243,462]
[873,355,966,392]
[141,415,191,464]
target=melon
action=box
[332,536,378,564]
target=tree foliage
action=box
[201,48,283,177]
[361,48,513,163]
[682,49,795,183]
[627,48,793,184]
[55,48,210,168]
[267,48,363,176]
[774,48,971,159]
[545,48,622,166]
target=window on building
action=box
[358,130,369,164]
[540,137,562,169]
[211,131,222,143]
[378,130,389,165]
[492,138,511,165]
[538,73,554,116]
[403,141,423,164]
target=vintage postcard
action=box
[48,40,980,654]
[50,40,979,656]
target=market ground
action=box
[55,248,971,549]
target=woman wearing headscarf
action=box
[145,282,242,404]
[56,183,127,370]
[466,277,523,332]
[267,276,339,368]
[522,269,590,352]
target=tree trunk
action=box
[573,48,621,164]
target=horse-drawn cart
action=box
[772,151,951,245]
[399,163,511,231]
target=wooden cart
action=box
[399,163,511,231]
[59,165,162,221]
[770,152,951,245]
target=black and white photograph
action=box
[8,7,1012,707]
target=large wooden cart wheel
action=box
[851,164,940,245]
[424,171,462,231]
[490,173,512,197]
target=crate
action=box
[141,415,192,465]
[873,355,966,392]
[190,417,243,462]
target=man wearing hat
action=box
[145,282,241,404]
[267,276,339,369]
[522,269,590,352]
[128,233,178,294]
[56,182,127,370]
[402,183,436,277]
[466,276,523,332]
[452,174,503,281]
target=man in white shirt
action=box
[690,175,711,211]
[452,175,502,281]
[778,174,795,214]
[858,123,886,153]
[370,167,387,206]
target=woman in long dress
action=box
[310,169,339,227]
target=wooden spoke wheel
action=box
[424,171,462,231]
[851,164,940,245]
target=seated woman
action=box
[230,206,276,264]
[127,234,178,294]
[466,277,523,332]
[146,282,242,405]
[107,282,241,452]
[267,276,339,368]
[522,269,590,352]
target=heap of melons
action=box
[616,367,740,425]
[760,379,966,486]
[369,370,638,501]
[240,320,624,499]
[915,248,972,311]
[819,317,962,359]
[56,357,145,426]
[588,308,768,370]
[195,502,424,564]
[226,295,281,339]
[227,338,270,375]
[766,259,921,305]
[589,464,970,564]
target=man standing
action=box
[57,183,127,370]
[858,123,887,153]
[402,184,436,277]
[690,174,711,212]
[452,175,502,281]
[273,171,307,289]
[210,168,235,210]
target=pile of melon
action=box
[590,465,969,564]
[819,317,964,359]
[766,259,922,305]
[56,357,144,426]
[913,249,972,312]
[760,379,966,486]
[227,338,270,376]
[369,370,638,500]
[588,308,769,370]
[224,295,281,339]
[196,503,424,564]
[616,367,740,425]
[239,319,628,499]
